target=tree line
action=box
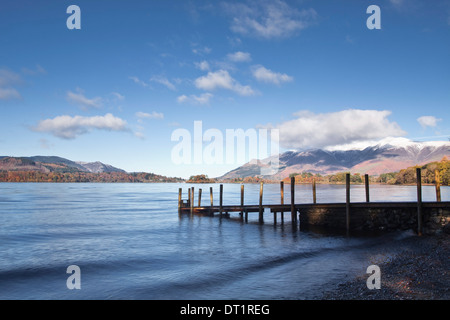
[0,171,184,183]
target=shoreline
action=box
[316,232,450,300]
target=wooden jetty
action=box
[178,169,450,235]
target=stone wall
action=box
[298,202,450,235]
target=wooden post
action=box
[240,184,244,216]
[198,189,202,207]
[291,176,295,223]
[346,173,350,234]
[210,187,214,207]
[417,168,423,236]
[312,179,316,204]
[259,182,264,223]
[190,187,194,214]
[435,170,441,202]
[219,184,223,216]
[188,188,191,207]
[178,188,182,212]
[280,181,284,223]
[365,174,370,203]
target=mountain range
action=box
[0,156,125,174]
[219,138,450,180]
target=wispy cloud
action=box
[150,76,176,91]
[273,109,406,150]
[194,70,255,96]
[227,51,252,62]
[67,90,103,109]
[251,65,293,85]
[177,93,214,105]
[33,113,128,139]
[0,87,21,100]
[417,116,442,129]
[136,111,164,120]
[223,0,318,39]
[129,76,150,88]
[194,61,210,71]
[0,69,22,100]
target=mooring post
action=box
[346,173,350,234]
[417,168,423,236]
[259,182,264,223]
[198,188,202,207]
[210,187,214,207]
[240,184,244,216]
[280,181,284,224]
[290,176,296,223]
[191,186,194,207]
[365,174,370,203]
[435,170,441,202]
[178,188,182,212]
[188,187,191,207]
[312,179,316,204]
[219,184,223,216]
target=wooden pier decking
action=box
[178,170,450,235]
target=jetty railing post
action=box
[240,184,244,217]
[190,187,194,214]
[178,188,182,212]
[312,179,316,204]
[280,181,284,224]
[259,182,264,223]
[219,184,223,216]
[210,187,214,207]
[188,188,191,207]
[417,168,423,236]
[290,176,296,224]
[346,173,350,234]
[365,174,370,203]
[198,188,202,207]
[435,170,441,202]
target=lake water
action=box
[0,183,448,300]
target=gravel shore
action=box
[318,232,449,300]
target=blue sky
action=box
[0,0,449,178]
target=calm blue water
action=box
[0,183,448,300]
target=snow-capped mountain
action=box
[219,138,450,180]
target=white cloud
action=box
[0,69,21,87]
[67,90,102,109]
[33,113,128,139]
[223,0,318,39]
[195,61,210,71]
[111,92,125,101]
[177,93,214,105]
[136,111,164,120]
[227,51,252,62]
[0,69,22,100]
[194,70,255,96]
[274,109,406,150]
[251,65,293,85]
[150,76,176,91]
[129,76,149,88]
[417,116,441,128]
[0,87,21,100]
